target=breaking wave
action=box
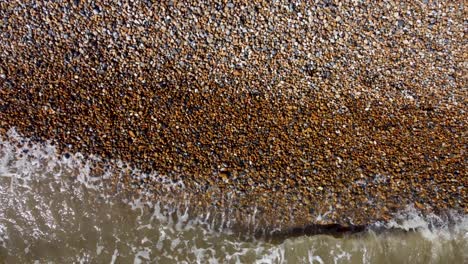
[0,129,466,263]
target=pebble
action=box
[0,0,466,231]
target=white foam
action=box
[381,206,468,240]
[0,128,467,263]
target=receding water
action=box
[0,129,467,263]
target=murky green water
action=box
[0,130,467,263]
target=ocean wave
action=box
[0,129,466,263]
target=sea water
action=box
[0,129,467,263]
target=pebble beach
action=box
[0,0,466,232]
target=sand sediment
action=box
[0,0,466,230]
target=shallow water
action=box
[0,130,467,263]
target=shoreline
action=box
[0,0,466,231]
[0,128,466,238]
